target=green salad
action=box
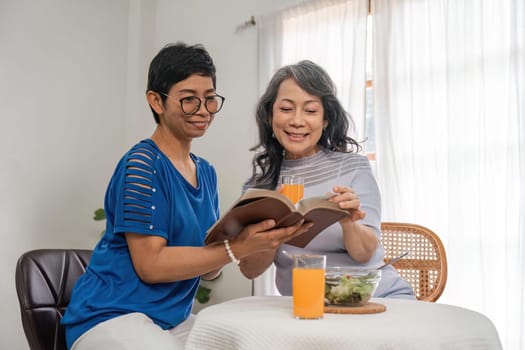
[325,272,378,306]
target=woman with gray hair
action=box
[241,60,415,299]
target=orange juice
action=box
[292,267,325,319]
[282,184,305,204]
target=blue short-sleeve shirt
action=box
[62,139,219,348]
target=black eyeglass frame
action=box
[160,92,225,115]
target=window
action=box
[364,12,375,159]
[278,1,375,159]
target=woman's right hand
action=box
[230,219,313,260]
[232,219,313,279]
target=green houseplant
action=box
[93,208,212,304]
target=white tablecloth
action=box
[185,296,502,350]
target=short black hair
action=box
[146,42,216,123]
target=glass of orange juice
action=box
[280,175,304,204]
[292,254,326,319]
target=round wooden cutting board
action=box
[324,302,386,314]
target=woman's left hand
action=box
[328,185,366,222]
[329,185,377,263]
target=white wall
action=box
[1,1,131,348]
[0,0,303,348]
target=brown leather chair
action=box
[15,249,92,350]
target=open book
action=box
[205,188,349,248]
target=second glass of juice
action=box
[280,175,304,204]
[292,254,326,319]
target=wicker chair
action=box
[380,222,447,302]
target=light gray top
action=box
[273,149,415,298]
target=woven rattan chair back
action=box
[380,222,447,302]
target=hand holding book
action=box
[329,185,366,223]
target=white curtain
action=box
[373,1,525,349]
[255,0,369,296]
[258,0,369,138]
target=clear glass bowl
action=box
[324,267,381,307]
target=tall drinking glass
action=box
[292,254,326,319]
[280,175,304,204]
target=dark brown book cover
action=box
[205,188,349,248]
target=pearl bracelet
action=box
[223,239,240,265]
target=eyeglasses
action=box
[160,93,225,115]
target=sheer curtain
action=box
[258,0,369,137]
[373,0,525,349]
[255,0,369,296]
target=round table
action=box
[185,296,502,350]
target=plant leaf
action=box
[93,208,106,221]
[195,285,211,304]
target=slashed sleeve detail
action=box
[123,148,155,225]
[112,142,169,238]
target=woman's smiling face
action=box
[271,78,327,160]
